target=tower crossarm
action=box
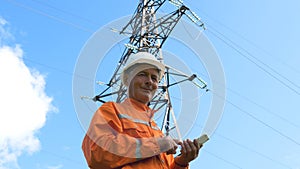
[119,5,190,60]
[120,0,167,36]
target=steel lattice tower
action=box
[92,0,206,139]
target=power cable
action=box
[215,133,293,169]
[185,0,300,76]
[207,25,300,91]
[31,0,100,26]
[182,1,300,95]
[22,57,94,82]
[207,28,300,96]
[202,149,243,169]
[190,123,293,169]
[226,86,300,128]
[179,17,300,128]
[210,89,300,147]
[5,0,94,33]
[180,85,296,168]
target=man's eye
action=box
[152,77,158,82]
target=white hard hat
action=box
[121,52,165,86]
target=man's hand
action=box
[166,139,182,155]
[157,136,180,155]
[175,139,202,166]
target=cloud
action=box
[0,16,14,46]
[0,17,54,169]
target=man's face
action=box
[128,68,159,104]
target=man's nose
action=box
[145,75,154,84]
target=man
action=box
[82,52,202,169]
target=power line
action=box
[190,123,293,169]
[206,28,300,96]
[202,149,243,169]
[185,0,300,76]
[207,25,300,91]
[22,57,94,82]
[179,18,300,129]
[210,89,300,147]
[170,81,296,168]
[31,0,100,26]
[215,133,293,169]
[184,0,300,94]
[5,0,94,33]
[226,86,300,129]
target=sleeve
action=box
[82,102,161,168]
[169,155,189,169]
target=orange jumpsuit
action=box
[82,98,189,169]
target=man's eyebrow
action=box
[138,71,147,74]
[138,70,159,77]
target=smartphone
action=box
[196,134,209,146]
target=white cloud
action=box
[0,17,54,169]
[0,17,7,25]
[0,16,14,46]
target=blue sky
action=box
[1,0,300,169]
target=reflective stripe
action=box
[135,139,142,158]
[151,125,160,131]
[118,113,161,131]
[118,113,149,125]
